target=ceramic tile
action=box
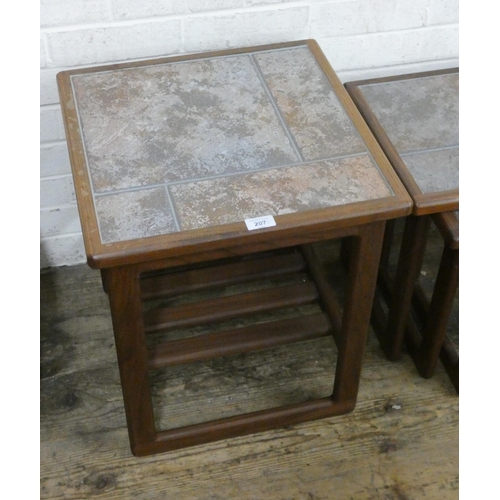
[72,55,298,193]
[401,147,459,194]
[254,47,367,160]
[94,188,178,244]
[359,73,459,153]
[70,45,397,244]
[170,155,392,230]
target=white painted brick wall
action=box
[40,0,459,268]
[40,0,112,28]
[112,1,247,20]
[40,142,71,177]
[46,19,183,67]
[183,7,310,52]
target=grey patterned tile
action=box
[401,147,459,194]
[72,55,298,193]
[94,188,178,243]
[253,47,367,160]
[359,73,459,153]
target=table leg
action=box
[379,218,396,271]
[100,269,110,294]
[378,215,430,360]
[106,265,157,456]
[333,221,385,403]
[412,244,459,379]
[440,336,459,393]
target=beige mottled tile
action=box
[170,155,393,230]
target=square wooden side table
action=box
[345,69,459,389]
[57,40,411,456]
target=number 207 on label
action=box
[244,215,276,231]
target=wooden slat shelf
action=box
[147,312,332,369]
[134,241,366,452]
[143,281,320,333]
[140,250,307,300]
[142,245,341,377]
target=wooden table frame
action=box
[405,212,459,392]
[57,40,412,455]
[104,222,385,456]
[345,69,458,390]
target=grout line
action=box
[41,231,83,240]
[249,53,305,163]
[164,186,181,232]
[307,46,396,196]
[40,103,62,111]
[92,151,372,197]
[166,151,370,187]
[40,139,69,147]
[400,145,459,157]
[41,172,73,182]
[40,202,78,212]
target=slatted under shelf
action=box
[141,249,307,300]
[147,313,332,369]
[140,246,343,372]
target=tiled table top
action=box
[345,69,459,214]
[57,40,410,266]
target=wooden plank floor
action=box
[40,225,458,499]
